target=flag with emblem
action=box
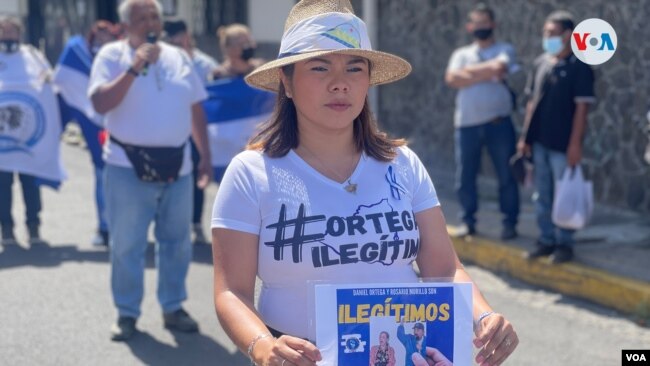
[0,45,66,185]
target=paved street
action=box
[1,143,648,365]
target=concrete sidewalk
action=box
[430,170,650,321]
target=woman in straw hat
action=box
[211,1,518,365]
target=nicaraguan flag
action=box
[202,76,275,181]
[53,36,101,124]
[53,35,104,169]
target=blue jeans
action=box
[455,117,519,228]
[104,164,193,318]
[532,143,575,246]
[94,167,108,232]
[0,171,41,228]
[62,100,107,232]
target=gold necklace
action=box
[299,145,358,194]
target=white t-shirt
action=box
[191,48,218,85]
[87,40,208,175]
[211,146,440,338]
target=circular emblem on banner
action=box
[0,92,46,153]
[345,337,360,351]
[340,333,366,353]
[571,18,617,65]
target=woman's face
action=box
[379,332,388,345]
[226,33,255,60]
[283,53,370,134]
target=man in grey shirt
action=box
[445,3,520,240]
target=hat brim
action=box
[245,49,412,92]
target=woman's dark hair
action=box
[380,331,390,341]
[247,63,406,162]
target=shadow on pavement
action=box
[191,242,213,265]
[0,242,109,270]
[0,240,213,270]
[124,330,248,366]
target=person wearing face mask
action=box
[163,19,219,245]
[211,24,265,80]
[53,20,120,248]
[0,15,65,246]
[445,3,521,241]
[203,23,273,185]
[519,11,595,264]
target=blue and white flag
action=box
[202,76,275,180]
[53,35,104,169]
[53,35,101,125]
[0,46,66,185]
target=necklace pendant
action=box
[344,180,357,194]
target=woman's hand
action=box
[254,335,322,366]
[473,313,518,366]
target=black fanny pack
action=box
[110,136,185,183]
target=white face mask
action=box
[542,36,564,55]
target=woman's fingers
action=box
[483,332,519,366]
[274,336,322,366]
[474,313,518,366]
[474,313,504,348]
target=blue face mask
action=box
[543,36,564,55]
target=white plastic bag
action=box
[552,166,593,229]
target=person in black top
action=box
[518,10,595,264]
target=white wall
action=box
[248,0,294,43]
[0,0,26,16]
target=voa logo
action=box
[622,349,649,365]
[626,353,646,362]
[571,18,617,65]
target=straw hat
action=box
[245,0,412,92]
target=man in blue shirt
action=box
[397,320,453,366]
[397,321,428,366]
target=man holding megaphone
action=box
[88,0,212,341]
